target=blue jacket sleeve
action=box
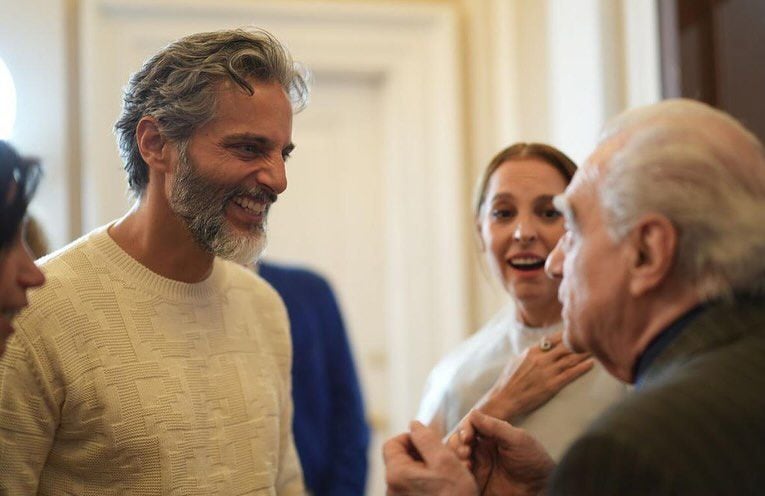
[314,276,370,495]
[259,263,370,495]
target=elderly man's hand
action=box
[463,411,555,496]
[384,421,479,496]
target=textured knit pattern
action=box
[549,296,765,495]
[0,226,304,495]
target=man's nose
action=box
[545,237,564,279]
[258,156,287,195]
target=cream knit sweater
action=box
[0,225,304,495]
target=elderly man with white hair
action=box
[383,98,765,495]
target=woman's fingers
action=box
[446,416,477,461]
[478,331,593,420]
[537,331,590,362]
[554,350,593,371]
[552,358,595,388]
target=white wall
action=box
[0,0,73,249]
[465,0,661,325]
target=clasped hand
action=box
[384,411,554,496]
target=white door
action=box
[266,71,390,494]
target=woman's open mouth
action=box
[507,255,546,271]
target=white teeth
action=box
[511,257,542,266]
[233,196,265,215]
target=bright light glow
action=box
[0,57,17,140]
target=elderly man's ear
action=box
[628,214,678,296]
[136,116,174,173]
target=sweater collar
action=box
[90,223,229,301]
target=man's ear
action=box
[136,116,172,173]
[628,214,677,296]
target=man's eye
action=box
[282,150,292,161]
[234,144,264,155]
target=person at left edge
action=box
[0,28,309,495]
[259,260,370,495]
[0,141,45,358]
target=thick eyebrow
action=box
[221,133,295,155]
[553,194,577,228]
[221,133,270,146]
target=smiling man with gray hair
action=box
[0,28,309,494]
[384,99,765,495]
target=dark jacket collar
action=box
[634,303,707,387]
[638,294,765,388]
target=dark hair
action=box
[114,27,310,197]
[473,142,578,218]
[0,141,42,251]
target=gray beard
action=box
[168,151,274,265]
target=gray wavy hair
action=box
[597,99,765,300]
[114,27,310,196]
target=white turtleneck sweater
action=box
[0,225,304,495]
[417,303,628,460]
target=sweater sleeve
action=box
[0,331,59,494]
[276,393,304,495]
